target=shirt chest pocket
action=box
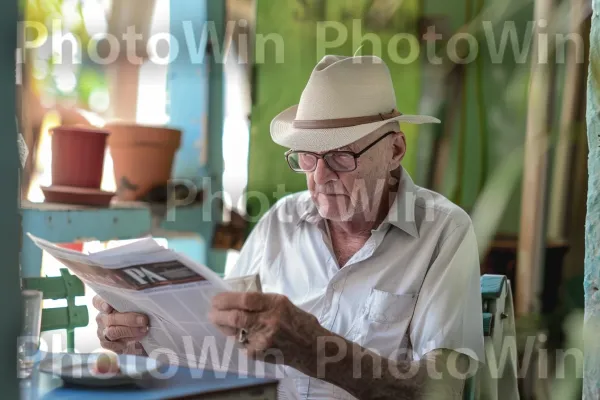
[349,288,417,357]
[332,290,418,399]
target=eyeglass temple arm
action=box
[353,131,397,157]
[284,131,398,157]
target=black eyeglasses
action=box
[285,131,397,173]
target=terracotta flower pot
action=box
[105,123,182,201]
[50,125,109,189]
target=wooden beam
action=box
[515,0,554,316]
[105,0,157,122]
[107,0,157,47]
[106,61,142,121]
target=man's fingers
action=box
[96,310,148,344]
[97,326,146,344]
[211,292,268,312]
[209,309,256,329]
[101,312,148,328]
[92,295,114,313]
[99,339,127,353]
[102,325,149,342]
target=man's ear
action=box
[390,131,406,170]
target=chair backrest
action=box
[464,274,509,400]
[21,268,88,352]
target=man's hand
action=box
[209,292,324,367]
[208,293,475,400]
[92,295,149,355]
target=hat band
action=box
[292,109,402,129]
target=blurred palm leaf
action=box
[470,143,525,258]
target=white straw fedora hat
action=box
[270,55,440,152]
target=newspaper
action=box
[26,233,298,400]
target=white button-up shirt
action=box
[226,169,485,399]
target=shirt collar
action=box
[383,168,420,238]
[296,168,420,238]
[297,197,321,226]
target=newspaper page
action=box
[26,233,297,400]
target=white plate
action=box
[39,353,161,387]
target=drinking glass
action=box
[18,290,43,379]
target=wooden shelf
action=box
[21,200,163,211]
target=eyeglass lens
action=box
[288,152,356,172]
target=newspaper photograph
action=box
[26,233,297,400]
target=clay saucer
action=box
[41,185,115,207]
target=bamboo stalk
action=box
[547,0,586,241]
[452,0,474,205]
[475,0,488,196]
[431,68,462,192]
[453,66,468,205]
[515,0,554,316]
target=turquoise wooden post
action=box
[167,0,226,274]
[206,0,227,272]
[585,1,600,397]
[169,0,209,183]
[1,0,21,396]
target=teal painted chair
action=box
[463,274,512,400]
[21,268,89,352]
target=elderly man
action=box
[94,55,484,399]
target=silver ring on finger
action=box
[238,328,249,344]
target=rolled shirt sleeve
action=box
[409,221,485,363]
